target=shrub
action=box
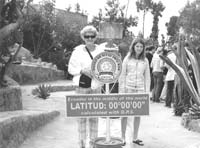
[32,84,52,99]
[160,38,200,116]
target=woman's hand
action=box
[81,68,93,78]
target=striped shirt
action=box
[119,55,151,93]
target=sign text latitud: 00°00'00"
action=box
[66,93,149,117]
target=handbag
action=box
[79,46,93,88]
[79,74,92,88]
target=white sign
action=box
[66,93,149,117]
[91,52,122,84]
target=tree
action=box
[166,0,200,115]
[104,0,121,22]
[179,0,200,45]
[0,0,32,87]
[91,9,103,29]
[150,1,165,44]
[90,0,138,38]
[0,0,4,21]
[23,0,56,59]
[136,0,153,37]
[66,5,71,12]
[74,3,81,13]
[165,16,179,38]
[22,1,85,77]
[0,0,24,41]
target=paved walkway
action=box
[19,80,200,148]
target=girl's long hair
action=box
[128,38,145,60]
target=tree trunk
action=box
[0,0,24,87]
[0,0,24,43]
[142,10,146,37]
[0,0,5,21]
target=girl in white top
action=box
[119,38,150,146]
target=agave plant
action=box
[189,103,200,118]
[32,84,52,99]
[160,36,200,117]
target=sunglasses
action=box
[84,35,96,39]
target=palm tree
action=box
[136,0,153,37]
[150,1,165,45]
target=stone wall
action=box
[0,86,22,112]
[6,64,64,85]
[0,110,60,148]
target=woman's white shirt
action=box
[68,44,104,89]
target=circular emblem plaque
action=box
[91,52,122,84]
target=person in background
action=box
[68,25,103,148]
[164,42,177,108]
[119,38,150,146]
[145,45,155,67]
[159,44,169,101]
[150,46,164,102]
[145,45,155,92]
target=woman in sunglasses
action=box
[68,25,103,148]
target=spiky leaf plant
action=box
[32,84,52,99]
[160,37,200,118]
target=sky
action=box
[34,0,195,41]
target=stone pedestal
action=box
[94,137,123,148]
[0,86,22,111]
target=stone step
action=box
[0,86,22,112]
[0,110,60,148]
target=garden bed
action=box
[181,113,200,133]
